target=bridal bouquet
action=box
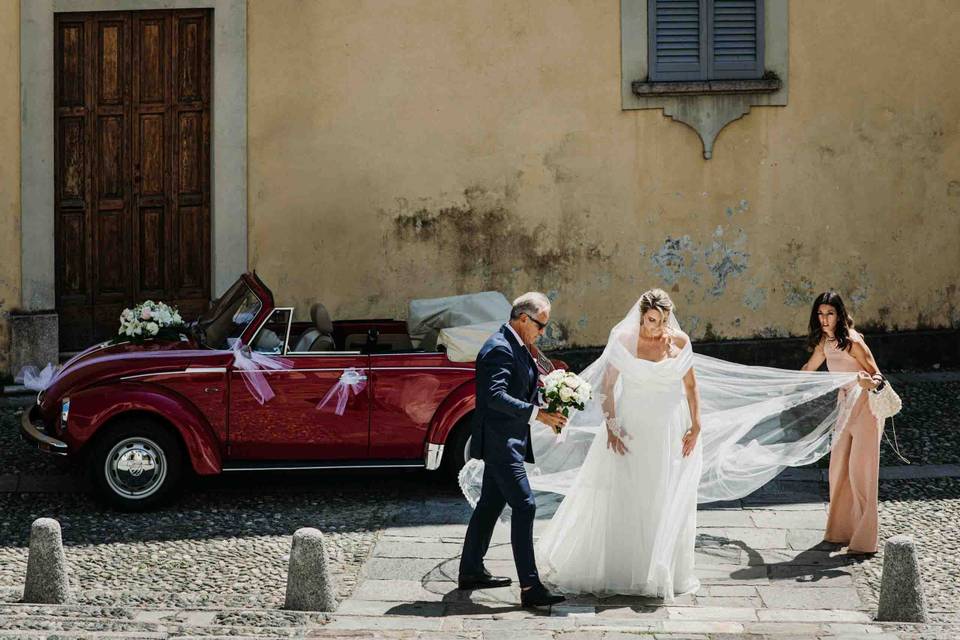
[541,369,593,434]
[115,300,187,343]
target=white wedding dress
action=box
[537,335,701,599]
[458,298,863,601]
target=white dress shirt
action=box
[506,323,540,424]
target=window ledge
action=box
[632,76,781,97]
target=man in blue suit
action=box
[458,292,567,608]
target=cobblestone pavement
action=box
[877,378,960,467]
[851,477,960,622]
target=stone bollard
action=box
[284,527,337,612]
[23,518,71,604]
[876,535,927,623]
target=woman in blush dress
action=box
[801,291,884,555]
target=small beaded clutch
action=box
[868,378,902,420]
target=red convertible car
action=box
[21,273,552,510]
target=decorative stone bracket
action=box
[662,94,754,160]
[630,79,782,159]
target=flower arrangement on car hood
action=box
[114,301,187,343]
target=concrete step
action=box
[0,602,951,638]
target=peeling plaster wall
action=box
[251,0,958,346]
[0,0,21,376]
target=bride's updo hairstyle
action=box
[638,289,674,326]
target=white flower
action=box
[145,322,159,335]
[577,384,592,404]
[559,387,574,402]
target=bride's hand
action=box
[681,425,700,457]
[606,428,629,456]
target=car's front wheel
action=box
[89,417,184,511]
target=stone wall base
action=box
[9,312,59,378]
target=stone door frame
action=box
[20,0,247,320]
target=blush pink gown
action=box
[823,330,883,553]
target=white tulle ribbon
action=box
[15,363,59,392]
[316,368,367,415]
[229,339,292,405]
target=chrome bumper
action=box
[19,406,69,456]
[424,442,444,470]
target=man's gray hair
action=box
[510,292,552,320]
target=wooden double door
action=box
[54,10,212,351]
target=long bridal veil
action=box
[459,299,862,509]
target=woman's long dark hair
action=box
[807,291,854,352]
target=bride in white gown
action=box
[459,289,865,601]
[537,289,702,598]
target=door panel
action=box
[369,354,475,459]
[228,356,372,461]
[55,10,211,352]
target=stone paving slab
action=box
[695,564,769,585]
[757,585,864,610]
[351,579,450,603]
[691,547,743,566]
[693,595,762,608]
[767,564,855,587]
[745,548,846,566]
[372,540,465,559]
[364,558,451,581]
[665,605,757,621]
[696,526,788,549]
[754,608,873,623]
[692,510,756,528]
[748,509,828,529]
[325,615,446,630]
[787,528,830,550]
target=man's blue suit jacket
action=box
[469,324,539,465]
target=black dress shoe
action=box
[458,573,513,590]
[520,583,565,608]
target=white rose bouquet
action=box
[541,369,593,435]
[114,300,187,343]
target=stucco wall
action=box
[246,0,960,347]
[0,0,21,375]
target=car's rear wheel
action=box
[89,417,184,511]
[442,415,475,480]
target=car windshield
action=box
[198,280,263,350]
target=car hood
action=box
[39,339,230,416]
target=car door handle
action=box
[204,386,221,393]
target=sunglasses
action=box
[524,313,548,331]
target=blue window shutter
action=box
[708,0,765,79]
[648,0,708,81]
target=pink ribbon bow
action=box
[230,340,292,405]
[316,368,368,415]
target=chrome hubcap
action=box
[104,437,167,499]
